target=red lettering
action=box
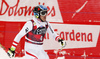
[8,7,13,16]
[47,6,55,17]
[18,7,24,16]
[76,32,80,41]
[24,6,34,16]
[40,28,93,42]
[0,0,9,15]
[81,33,86,41]
[0,0,56,17]
[65,32,69,41]
[13,0,23,16]
[56,30,92,42]
[69,30,75,41]
[87,33,92,42]
[60,32,65,40]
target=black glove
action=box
[58,38,66,48]
[7,47,15,58]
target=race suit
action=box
[11,16,60,59]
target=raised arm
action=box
[47,22,60,41]
[7,20,32,58]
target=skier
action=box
[7,5,66,59]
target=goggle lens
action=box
[40,11,47,16]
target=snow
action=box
[0,47,25,59]
[0,47,64,59]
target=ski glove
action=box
[58,38,66,48]
[7,47,15,58]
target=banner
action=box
[0,0,63,22]
[43,23,100,50]
[0,0,100,59]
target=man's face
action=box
[40,15,47,22]
[40,10,47,22]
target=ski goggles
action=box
[40,10,47,16]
